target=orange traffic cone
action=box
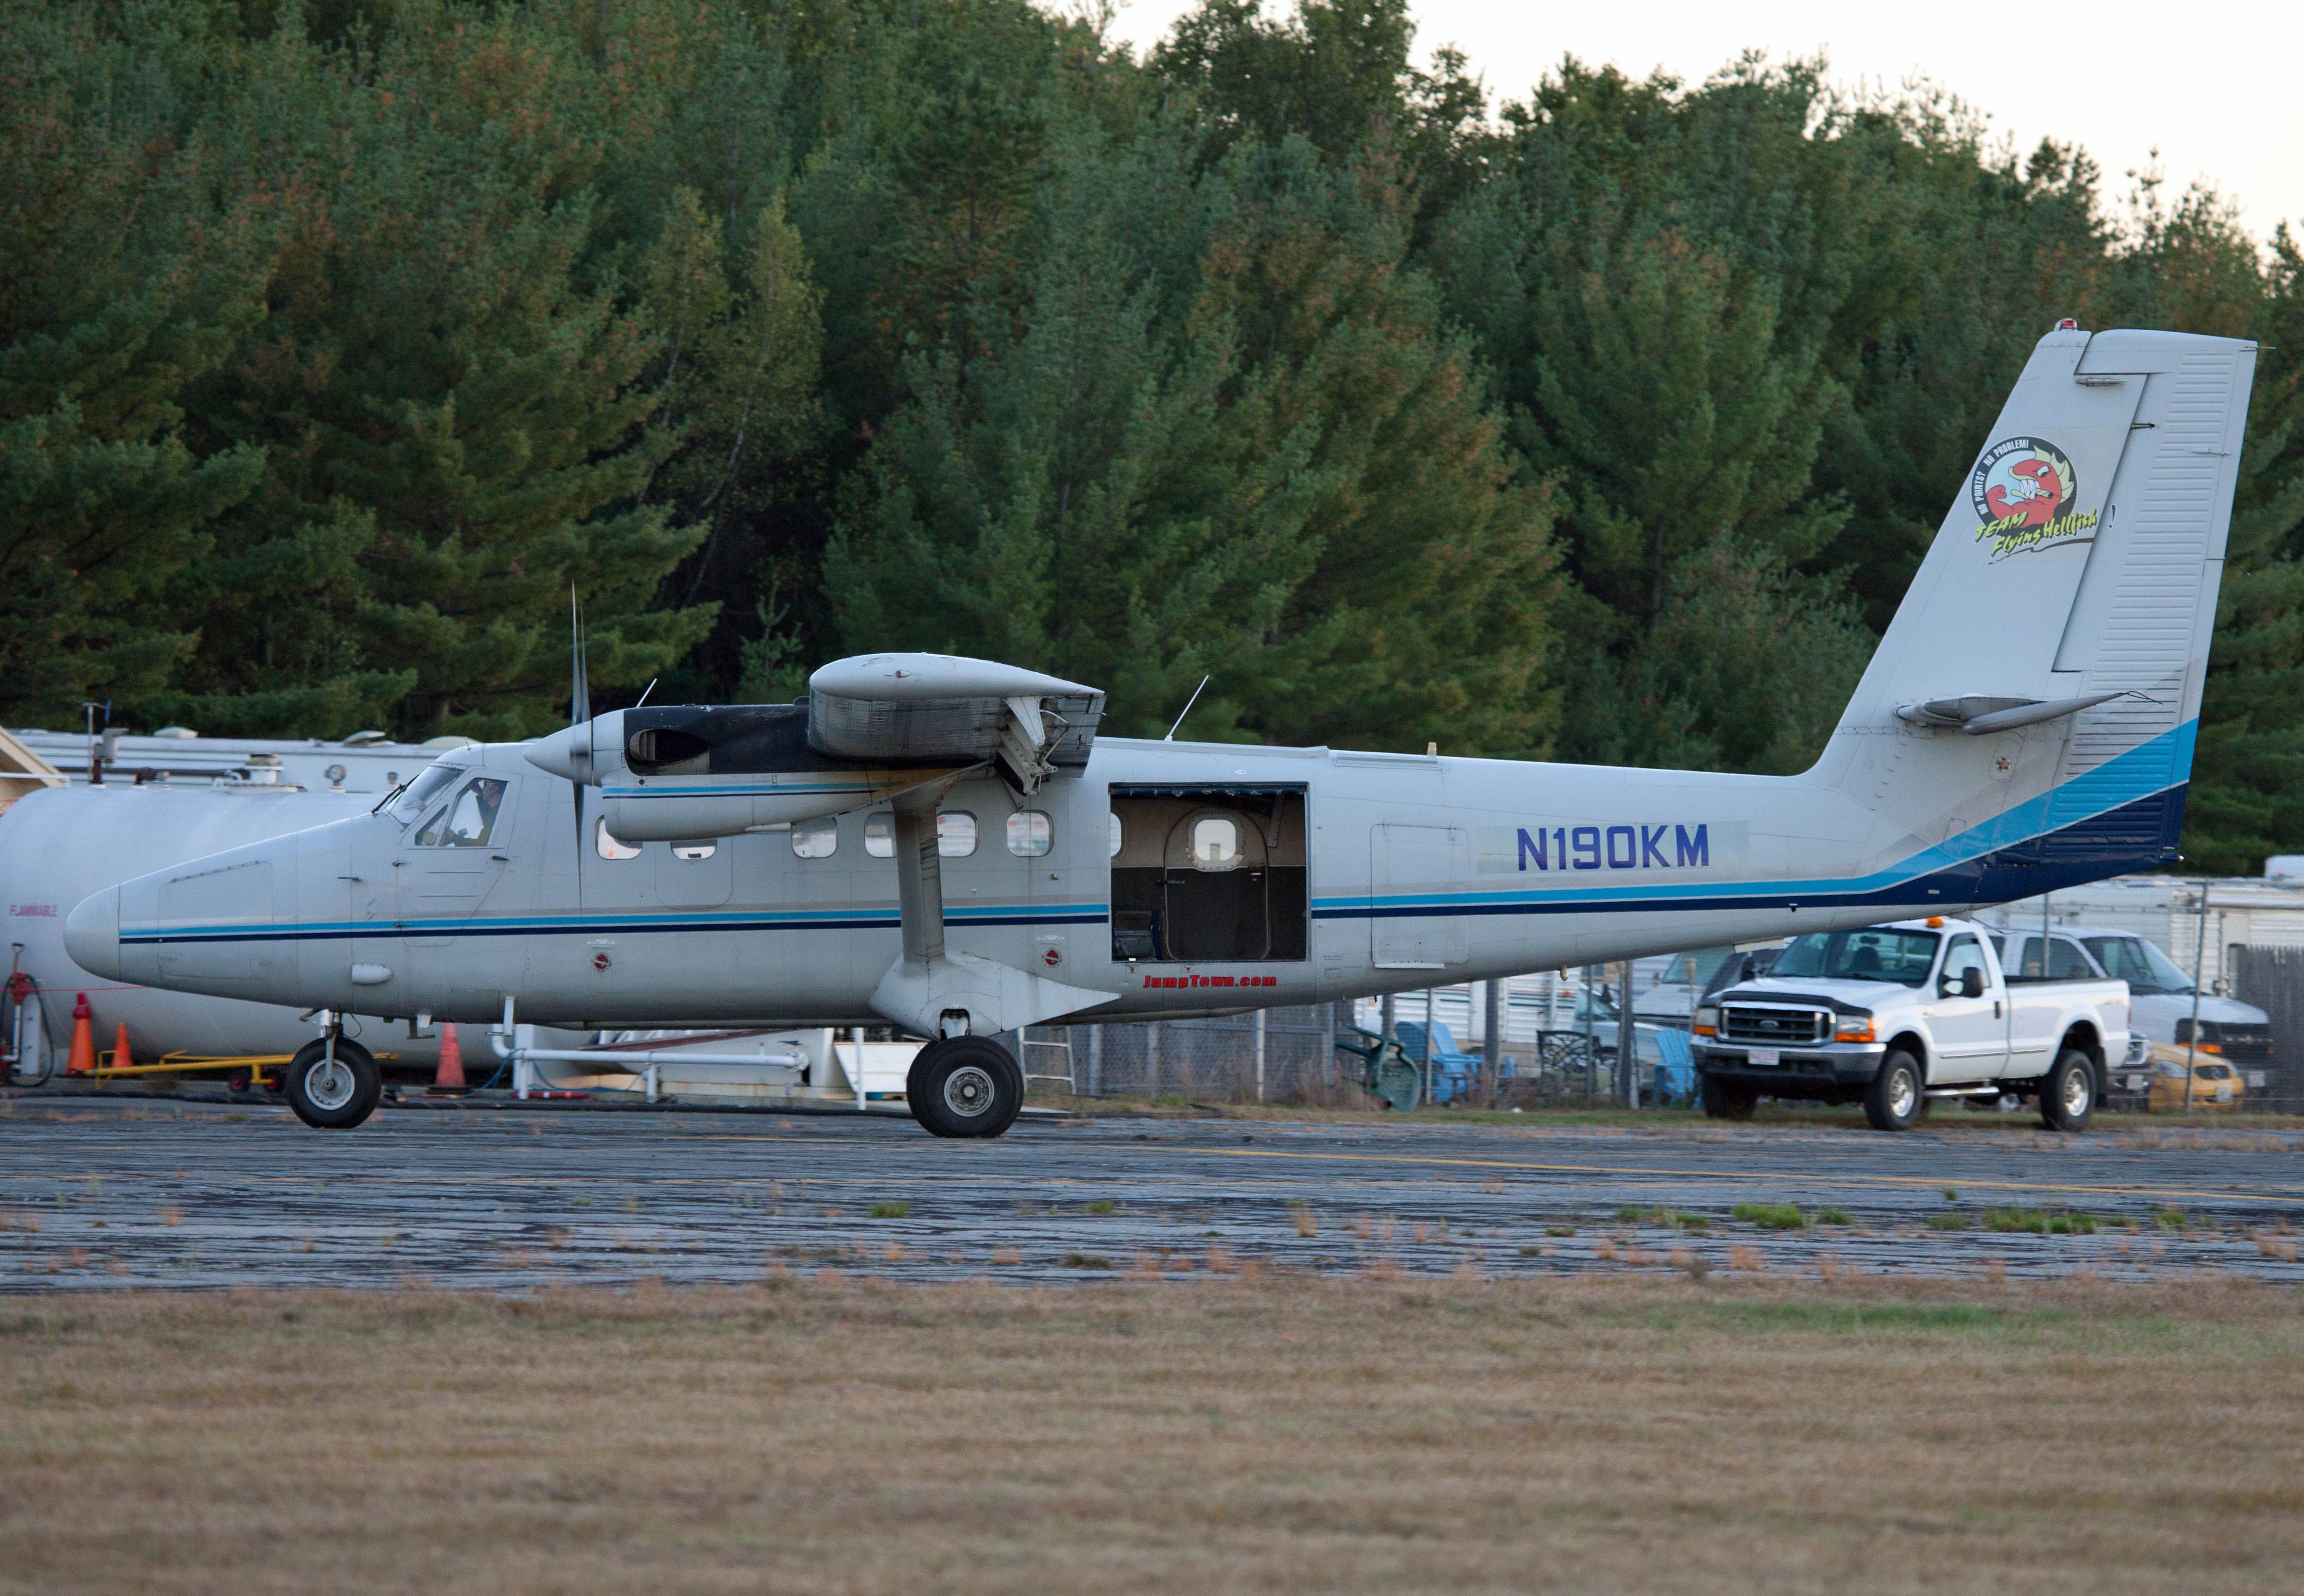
[65,993,94,1076]
[433,1022,466,1090]
[111,1021,135,1073]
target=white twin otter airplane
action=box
[67,325,2257,1137]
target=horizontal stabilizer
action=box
[1894,692,2132,734]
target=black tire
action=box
[283,1037,381,1130]
[907,1036,1023,1139]
[1700,1074,1757,1121]
[1864,1050,1924,1133]
[2039,1048,2096,1133]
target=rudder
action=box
[1818,323,2256,884]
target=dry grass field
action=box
[4,1275,2302,1595]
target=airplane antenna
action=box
[634,677,657,709]
[1164,676,1211,742]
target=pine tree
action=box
[0,2,268,728]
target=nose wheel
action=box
[906,1035,1024,1138]
[284,1036,382,1129]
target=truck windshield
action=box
[1770,929,1940,986]
[2082,935,2196,995]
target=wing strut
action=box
[891,786,946,971]
[870,779,1117,1041]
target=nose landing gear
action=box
[283,1034,382,1129]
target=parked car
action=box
[1694,917,2130,1132]
[2142,1043,2249,1112]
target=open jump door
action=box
[1108,786,1307,963]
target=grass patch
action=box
[1059,1253,1112,1270]
[1731,1203,1809,1231]
[1926,1213,1975,1231]
[1704,1301,2044,1334]
[868,1201,911,1219]
[2155,1208,2189,1230]
[1982,1208,2098,1235]
[1617,1205,1711,1232]
[1813,1208,1853,1226]
[1084,1199,1115,1215]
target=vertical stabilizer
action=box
[1816,325,2256,895]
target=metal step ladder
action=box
[1017,1025,1076,1092]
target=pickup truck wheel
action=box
[1864,1051,1924,1133]
[2039,1049,2096,1133]
[1700,1075,1756,1121]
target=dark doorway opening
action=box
[1109,787,1307,962]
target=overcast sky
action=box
[1102,1,2304,243]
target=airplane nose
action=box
[65,887,123,981]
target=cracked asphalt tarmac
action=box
[4,1093,2301,1290]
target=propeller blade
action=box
[570,584,591,728]
[568,584,591,906]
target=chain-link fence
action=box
[2226,946,2304,1113]
[1021,1008,1643,1106]
[1022,1005,1350,1103]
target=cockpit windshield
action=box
[1769,928,1941,987]
[386,761,465,823]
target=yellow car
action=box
[2144,1044,2247,1112]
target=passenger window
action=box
[864,814,894,858]
[671,841,716,861]
[595,817,641,860]
[1109,812,1123,858]
[791,817,838,859]
[1007,811,1051,857]
[415,777,508,848]
[1190,815,1241,871]
[1941,936,1989,993]
[938,812,977,858]
[2011,934,2093,981]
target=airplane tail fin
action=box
[1821,324,2257,891]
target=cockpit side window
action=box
[414,777,508,847]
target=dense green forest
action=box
[5,0,2302,871]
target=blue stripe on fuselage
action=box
[1316,723,2194,920]
[122,903,1111,946]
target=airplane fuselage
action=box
[79,717,2183,1032]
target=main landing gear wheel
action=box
[2039,1049,2096,1133]
[284,1037,381,1130]
[1700,1075,1757,1121]
[1864,1049,1924,1133]
[907,1036,1024,1139]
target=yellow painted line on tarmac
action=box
[12,1130,2304,1208]
[1032,1139,2304,1206]
[640,1130,2304,1207]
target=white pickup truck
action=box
[1692,917,2130,1132]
